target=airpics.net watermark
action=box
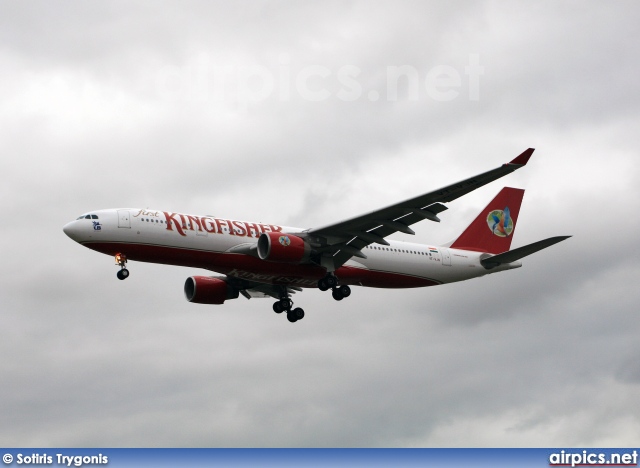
[549,449,638,467]
[156,53,484,107]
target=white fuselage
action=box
[63,208,520,289]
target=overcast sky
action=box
[1,1,639,447]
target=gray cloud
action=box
[1,0,639,448]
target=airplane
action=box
[63,148,570,323]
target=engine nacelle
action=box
[257,232,310,264]
[184,276,239,304]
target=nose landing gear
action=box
[115,253,129,280]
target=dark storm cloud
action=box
[1,0,639,447]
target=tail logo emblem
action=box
[487,207,513,237]
[279,235,291,246]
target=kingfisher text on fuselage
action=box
[134,209,284,238]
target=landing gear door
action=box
[117,210,131,228]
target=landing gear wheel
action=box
[339,285,351,298]
[273,302,284,314]
[326,275,338,288]
[318,278,329,291]
[115,253,129,280]
[332,288,344,301]
[279,298,293,310]
[292,307,305,320]
[287,312,298,323]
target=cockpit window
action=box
[77,214,99,220]
[85,215,91,219]
[91,215,98,219]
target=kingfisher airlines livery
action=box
[63,148,570,323]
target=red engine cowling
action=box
[184,276,239,304]
[257,232,310,263]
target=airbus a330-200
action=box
[63,148,570,323]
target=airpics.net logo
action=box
[156,53,484,107]
[549,450,638,467]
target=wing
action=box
[303,148,535,270]
[223,275,301,300]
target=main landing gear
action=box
[318,274,351,301]
[115,253,129,280]
[272,287,305,323]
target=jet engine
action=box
[184,276,239,304]
[257,232,311,264]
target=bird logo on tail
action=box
[486,207,514,237]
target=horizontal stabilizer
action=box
[481,236,572,269]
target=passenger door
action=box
[117,210,131,228]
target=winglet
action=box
[508,148,535,166]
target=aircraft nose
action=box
[63,221,81,242]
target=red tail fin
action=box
[450,187,525,254]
